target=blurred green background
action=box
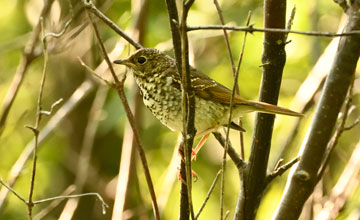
[0,0,359,219]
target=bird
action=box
[114,48,302,155]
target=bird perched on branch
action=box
[114,48,302,154]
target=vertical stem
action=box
[234,0,287,219]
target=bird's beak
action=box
[113,59,127,65]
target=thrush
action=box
[114,48,302,155]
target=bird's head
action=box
[114,48,174,77]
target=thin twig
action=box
[213,0,238,86]
[0,80,94,211]
[195,170,222,219]
[34,192,108,214]
[112,0,149,218]
[285,6,296,40]
[223,210,230,220]
[83,0,142,49]
[180,0,196,217]
[0,0,54,138]
[266,157,301,184]
[78,57,113,86]
[212,132,246,169]
[83,1,160,219]
[26,17,51,219]
[343,116,360,130]
[59,85,109,219]
[213,0,246,162]
[187,25,360,37]
[164,1,189,219]
[316,76,356,182]
[33,185,76,220]
[214,2,251,217]
[0,179,27,204]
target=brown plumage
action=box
[114,48,302,136]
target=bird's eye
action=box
[137,56,147,64]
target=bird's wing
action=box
[163,66,303,117]
[189,67,249,105]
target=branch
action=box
[83,0,142,49]
[33,192,108,214]
[273,3,360,219]
[0,0,54,138]
[165,0,196,219]
[0,80,94,211]
[316,77,355,182]
[235,0,288,219]
[187,25,360,37]
[212,132,246,169]
[266,157,300,184]
[83,1,160,219]
[194,170,222,219]
[33,185,76,220]
[180,0,196,219]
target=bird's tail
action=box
[245,100,303,117]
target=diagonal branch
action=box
[272,2,360,219]
[83,1,160,219]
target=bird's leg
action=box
[191,133,210,161]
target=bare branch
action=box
[0,179,27,204]
[343,115,360,130]
[212,132,246,169]
[266,157,301,184]
[83,1,160,219]
[27,17,52,218]
[82,0,142,49]
[34,192,108,214]
[33,185,76,220]
[235,0,288,219]
[40,98,63,116]
[0,0,54,138]
[316,76,356,182]
[187,25,360,37]
[195,170,222,219]
[273,3,360,219]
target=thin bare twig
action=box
[0,80,94,210]
[316,76,356,182]
[223,210,230,220]
[266,157,300,184]
[343,116,360,130]
[180,0,196,218]
[0,179,27,204]
[34,192,108,214]
[78,57,113,86]
[213,1,251,217]
[315,140,360,220]
[33,185,76,220]
[195,170,222,219]
[59,85,109,219]
[83,0,142,49]
[83,1,160,219]
[26,17,52,219]
[0,0,54,138]
[112,1,149,218]
[187,25,360,37]
[212,132,246,169]
[213,0,246,162]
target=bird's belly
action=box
[139,83,244,135]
